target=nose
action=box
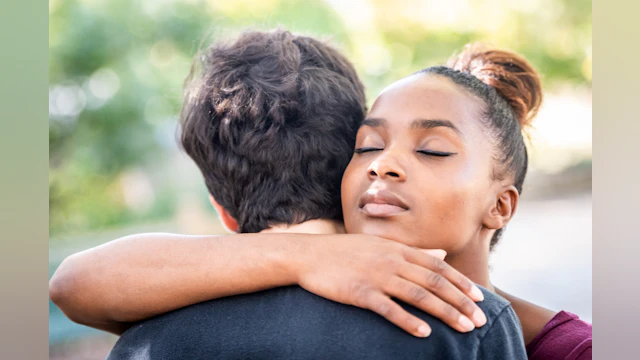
[367,150,407,182]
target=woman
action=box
[51,43,591,359]
[339,45,592,359]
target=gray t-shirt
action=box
[107,285,526,359]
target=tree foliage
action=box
[49,0,591,236]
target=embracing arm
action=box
[49,233,487,336]
[49,232,300,335]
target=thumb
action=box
[420,249,447,260]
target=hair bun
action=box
[447,43,542,128]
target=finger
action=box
[399,263,486,328]
[420,249,447,260]
[404,248,485,303]
[362,291,433,338]
[386,277,477,333]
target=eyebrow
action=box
[409,119,461,135]
[362,117,461,136]
[362,118,386,127]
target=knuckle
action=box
[382,274,399,293]
[427,272,445,289]
[397,244,411,259]
[409,286,430,303]
[431,257,448,273]
[373,300,392,317]
[349,282,370,306]
[379,254,401,273]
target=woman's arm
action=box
[494,288,556,345]
[49,233,300,334]
[49,233,487,337]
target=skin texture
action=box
[342,73,519,288]
[49,193,487,338]
[49,74,492,339]
[340,72,557,344]
[49,229,486,338]
[49,73,558,346]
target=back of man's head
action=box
[180,29,366,233]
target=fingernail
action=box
[459,315,475,332]
[418,325,431,337]
[471,286,484,302]
[471,309,487,327]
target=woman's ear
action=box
[483,185,519,230]
[209,194,239,233]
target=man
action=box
[51,29,526,359]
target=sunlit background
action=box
[49,0,592,358]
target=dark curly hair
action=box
[179,29,366,233]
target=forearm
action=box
[49,232,307,333]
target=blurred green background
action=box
[49,0,592,358]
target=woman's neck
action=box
[445,233,493,290]
[446,230,557,345]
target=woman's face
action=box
[341,74,501,253]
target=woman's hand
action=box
[294,234,487,337]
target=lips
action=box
[359,188,409,218]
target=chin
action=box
[356,221,456,251]
[357,222,417,247]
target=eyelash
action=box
[417,150,456,157]
[354,148,455,157]
[353,147,382,154]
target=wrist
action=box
[261,235,301,286]
[273,234,317,286]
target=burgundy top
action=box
[526,311,592,360]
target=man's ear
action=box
[482,185,519,231]
[209,194,239,233]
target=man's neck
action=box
[260,219,346,235]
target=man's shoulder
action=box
[471,287,527,359]
[109,286,525,360]
[120,285,518,339]
[476,286,514,321]
[397,285,517,331]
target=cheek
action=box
[340,160,361,215]
[437,188,477,225]
[432,158,490,219]
[410,174,485,249]
[416,181,474,227]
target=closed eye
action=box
[417,150,456,157]
[354,147,383,154]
